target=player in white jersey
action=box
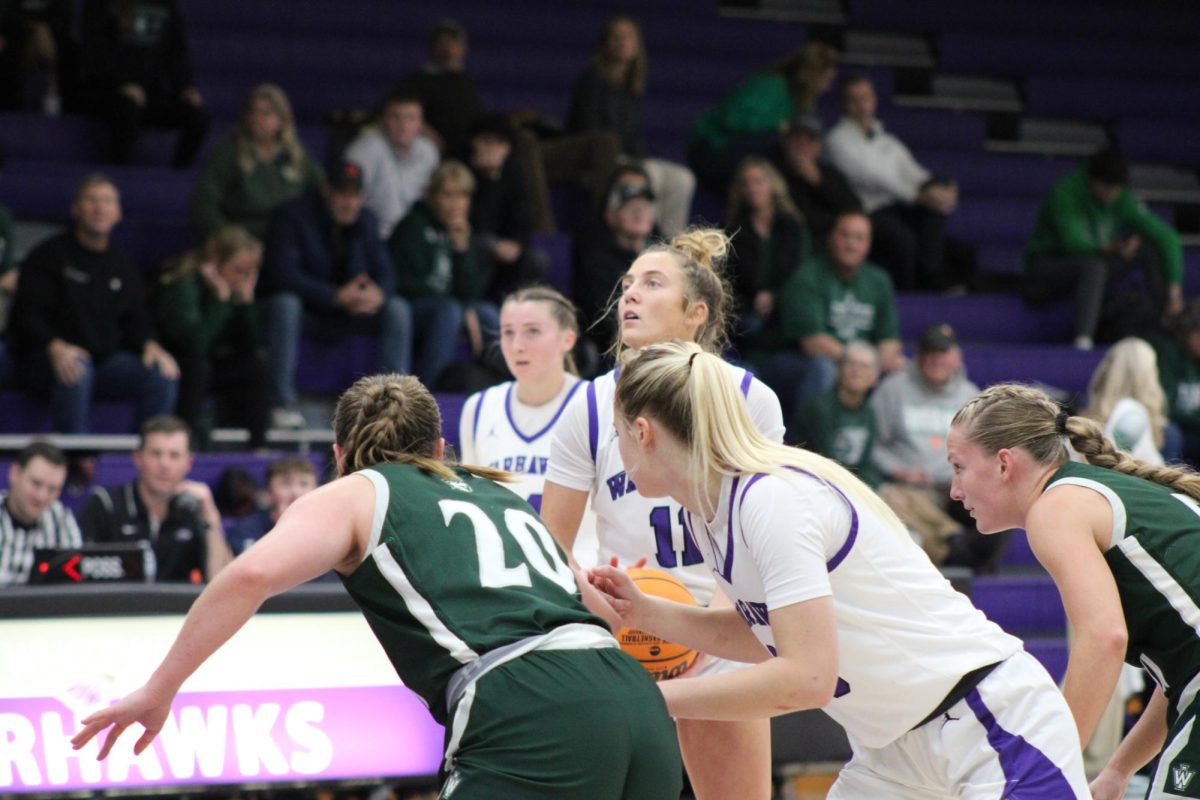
[459,287,584,514]
[543,229,784,800]
[591,340,1090,799]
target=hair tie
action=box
[1055,410,1070,435]
[688,351,701,369]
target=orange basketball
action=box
[617,567,699,681]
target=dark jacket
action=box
[81,0,194,95]
[388,201,483,302]
[769,144,862,241]
[9,232,150,359]
[469,158,532,250]
[80,481,207,582]
[263,190,395,310]
[567,64,645,157]
[726,211,810,310]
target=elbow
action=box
[776,669,838,713]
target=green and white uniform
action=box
[1047,461,1200,797]
[340,462,680,800]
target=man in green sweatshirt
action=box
[1025,148,1183,350]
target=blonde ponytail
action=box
[616,341,904,527]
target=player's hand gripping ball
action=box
[617,567,698,681]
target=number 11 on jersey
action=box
[649,506,703,568]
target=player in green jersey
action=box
[946,382,1200,800]
[71,372,681,799]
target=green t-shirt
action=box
[777,253,899,345]
[1048,460,1200,703]
[340,463,602,724]
[794,389,882,487]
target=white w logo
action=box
[1172,762,1196,791]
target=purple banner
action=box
[1,686,444,794]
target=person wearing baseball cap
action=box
[259,159,413,428]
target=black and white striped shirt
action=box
[0,493,83,586]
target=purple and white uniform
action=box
[459,378,584,512]
[547,364,784,603]
[687,469,1089,798]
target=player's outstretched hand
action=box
[589,564,648,628]
[70,685,174,760]
[572,564,623,632]
[1088,768,1128,800]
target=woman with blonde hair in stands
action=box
[542,228,785,799]
[947,383,1200,799]
[591,343,1089,798]
[567,15,697,236]
[726,155,811,344]
[72,372,682,800]
[190,83,324,240]
[1083,337,1172,465]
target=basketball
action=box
[617,567,699,681]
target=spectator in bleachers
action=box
[345,90,439,240]
[398,19,620,235]
[153,225,270,450]
[759,210,904,424]
[825,74,958,292]
[0,0,73,114]
[1083,337,1173,466]
[80,415,231,582]
[725,155,810,346]
[224,456,316,557]
[80,0,208,169]
[189,83,324,242]
[8,174,178,433]
[769,113,861,243]
[1152,299,1200,466]
[573,181,656,356]
[465,114,548,300]
[394,18,483,158]
[0,441,81,587]
[262,160,412,429]
[688,41,839,194]
[791,340,883,489]
[872,324,988,570]
[389,160,495,388]
[1025,147,1183,352]
[567,15,696,236]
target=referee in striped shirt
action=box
[0,442,81,586]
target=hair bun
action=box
[669,228,729,272]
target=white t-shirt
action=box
[545,364,785,603]
[825,116,931,214]
[688,469,1021,748]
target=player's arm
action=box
[590,564,771,663]
[1089,685,1169,800]
[71,476,374,759]
[541,480,589,556]
[657,597,838,720]
[1026,486,1127,748]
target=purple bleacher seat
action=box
[964,343,1105,396]
[938,31,1199,81]
[880,107,986,153]
[1025,638,1068,683]
[530,232,572,293]
[919,151,1074,199]
[0,162,194,221]
[945,196,1038,245]
[971,573,1064,634]
[111,220,199,272]
[851,0,1196,43]
[895,292,1073,344]
[977,244,1027,276]
[1117,119,1200,168]
[1026,75,1200,123]
[0,390,137,433]
[1000,529,1039,569]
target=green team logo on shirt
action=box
[1173,762,1196,792]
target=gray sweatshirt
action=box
[870,362,979,486]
